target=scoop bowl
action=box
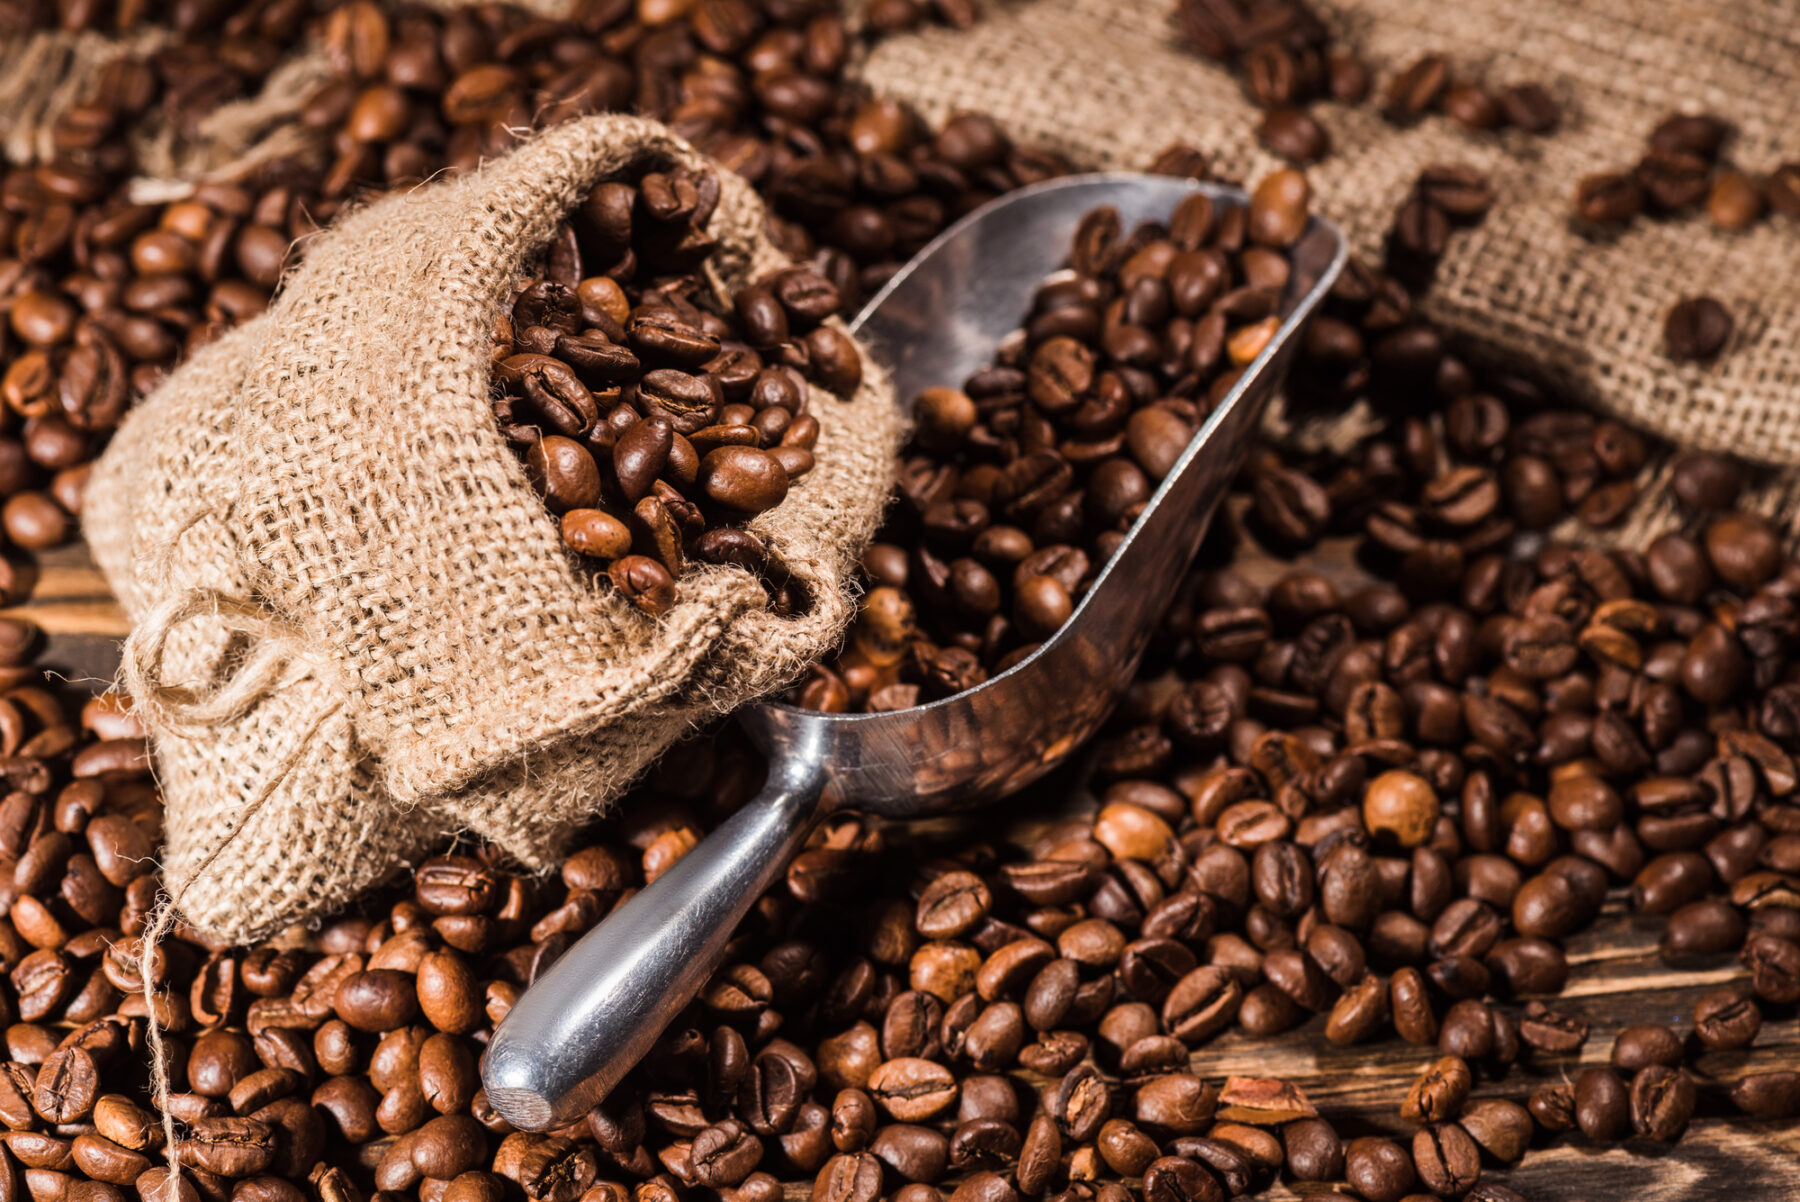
[483,172,1348,1130]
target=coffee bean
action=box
[1693,986,1761,1050]
[1345,1136,1415,1202]
[1401,1056,1471,1123]
[1664,296,1733,361]
[1573,1067,1630,1142]
[176,1117,276,1178]
[1629,1065,1695,1141]
[1363,771,1439,848]
[1518,1001,1588,1053]
[1575,172,1644,223]
[1732,1072,1800,1118]
[610,556,677,618]
[1611,1023,1683,1071]
[1384,55,1451,122]
[1459,1098,1532,1163]
[333,969,418,1033]
[813,1152,881,1202]
[867,1059,956,1122]
[1162,966,1242,1045]
[1705,511,1783,592]
[524,436,601,513]
[1248,171,1311,248]
[1257,109,1330,163]
[1411,1122,1479,1197]
[1141,1157,1222,1202]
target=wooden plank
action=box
[2,542,127,691]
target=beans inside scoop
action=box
[792,173,1316,712]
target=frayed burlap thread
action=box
[128,44,335,196]
[85,114,902,943]
[0,27,169,166]
[857,0,1800,507]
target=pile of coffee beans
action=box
[0,409,1796,1202]
[297,1,1069,321]
[3,6,1800,1202]
[794,169,1679,713]
[1576,110,1800,234]
[493,164,859,616]
[789,173,1319,711]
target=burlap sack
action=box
[84,114,902,944]
[857,0,1800,532]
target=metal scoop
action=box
[483,173,1347,1131]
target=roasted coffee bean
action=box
[1345,1136,1416,1202]
[1459,1098,1532,1163]
[867,1059,957,1123]
[1628,1065,1695,1141]
[1693,987,1761,1050]
[1384,55,1451,123]
[1611,1024,1682,1071]
[1573,1067,1630,1142]
[1411,1122,1480,1197]
[1731,1072,1800,1118]
[1518,1001,1588,1053]
[1401,1056,1471,1123]
[1140,1157,1222,1202]
[1664,296,1733,361]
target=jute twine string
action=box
[122,588,324,736]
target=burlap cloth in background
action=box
[858,0,1800,535]
[84,114,902,944]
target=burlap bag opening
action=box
[855,0,1800,537]
[83,114,902,944]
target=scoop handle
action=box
[481,754,828,1130]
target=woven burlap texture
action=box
[85,114,902,944]
[859,0,1800,476]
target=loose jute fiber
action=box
[85,114,902,945]
[856,0,1800,539]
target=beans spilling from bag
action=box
[492,164,860,617]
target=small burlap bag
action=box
[857,0,1800,534]
[84,114,902,944]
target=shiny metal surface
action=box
[483,173,1348,1130]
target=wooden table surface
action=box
[11,526,1798,1200]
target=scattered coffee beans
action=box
[2,8,1797,1202]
